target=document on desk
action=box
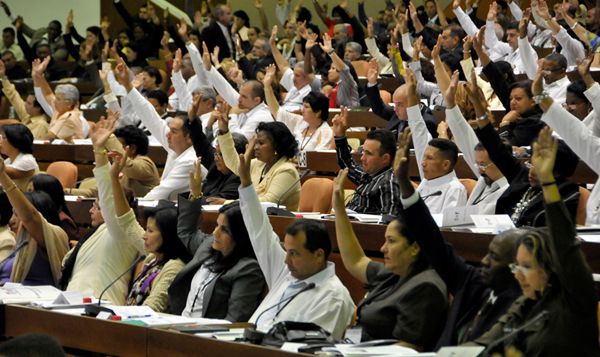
[0,285,61,304]
[435,346,484,357]
[441,206,480,227]
[321,344,421,356]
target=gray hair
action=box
[213,4,227,20]
[346,41,362,54]
[55,84,79,103]
[193,85,217,106]
[257,37,271,53]
[334,24,348,35]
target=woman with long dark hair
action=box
[168,159,264,321]
[0,124,38,191]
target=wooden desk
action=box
[13,81,98,97]
[358,76,400,93]
[327,109,389,128]
[306,151,598,184]
[2,305,309,357]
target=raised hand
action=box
[229,66,244,84]
[443,70,460,108]
[319,33,334,54]
[367,17,374,38]
[110,39,121,59]
[408,2,418,21]
[536,0,551,20]
[297,21,309,40]
[0,2,11,17]
[255,0,263,10]
[90,114,117,149]
[14,16,22,31]
[239,135,256,188]
[131,72,144,89]
[305,33,318,51]
[531,127,557,183]
[200,1,209,16]
[202,41,212,71]
[189,157,204,196]
[519,8,531,39]
[114,58,132,90]
[331,106,349,137]
[393,127,413,186]
[453,0,461,10]
[211,46,220,65]
[487,1,497,21]
[269,25,278,47]
[412,36,423,61]
[0,59,5,79]
[161,31,170,50]
[263,64,276,88]
[367,58,379,84]
[101,41,109,62]
[532,64,545,96]
[473,26,485,51]
[217,101,232,133]
[188,92,203,121]
[177,17,190,43]
[576,48,594,79]
[173,48,182,72]
[66,9,74,28]
[464,67,480,99]
[405,67,418,98]
[390,24,400,46]
[107,146,131,179]
[432,35,442,60]
[98,63,111,85]
[332,168,349,209]
[399,10,409,32]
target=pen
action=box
[126,314,152,319]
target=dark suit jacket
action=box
[365,84,438,139]
[476,123,579,227]
[238,54,276,80]
[403,197,522,350]
[169,195,264,321]
[202,22,235,61]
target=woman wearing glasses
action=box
[472,127,600,357]
[32,57,83,143]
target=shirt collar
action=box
[426,170,457,185]
[286,261,336,288]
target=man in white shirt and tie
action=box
[114,57,206,200]
[201,42,273,140]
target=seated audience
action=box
[27,175,78,243]
[406,69,468,214]
[333,108,401,215]
[0,158,68,286]
[318,34,360,108]
[1,51,27,79]
[0,27,24,61]
[332,168,447,350]
[0,124,39,191]
[113,57,204,200]
[394,128,523,349]
[169,160,264,320]
[472,128,600,356]
[108,150,192,312]
[263,64,333,152]
[58,118,138,304]
[237,143,355,339]
[218,115,302,211]
[0,191,15,262]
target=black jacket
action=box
[202,22,235,61]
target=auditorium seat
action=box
[459,178,478,198]
[298,178,334,214]
[576,186,591,226]
[46,161,78,189]
[379,90,392,104]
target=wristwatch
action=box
[532,92,549,104]
[476,112,489,121]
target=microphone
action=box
[0,241,29,278]
[480,310,549,357]
[421,190,442,201]
[267,169,311,217]
[84,254,146,317]
[68,177,96,194]
[243,282,316,343]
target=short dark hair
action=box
[0,191,12,226]
[233,10,250,28]
[366,129,397,163]
[428,138,459,169]
[114,125,150,156]
[446,24,466,41]
[297,7,313,23]
[256,121,299,159]
[23,191,60,227]
[86,26,102,39]
[303,92,329,121]
[495,61,517,84]
[2,27,15,37]
[0,124,33,154]
[30,174,73,220]
[0,334,65,357]
[241,80,265,103]
[286,219,332,260]
[440,53,465,80]
[507,20,519,31]
[1,50,14,58]
[566,80,589,103]
[231,132,249,155]
[27,91,42,109]
[508,80,534,99]
[147,89,168,106]
[48,20,62,30]
[496,0,508,10]
[545,53,568,70]
[306,24,320,37]
[172,114,191,137]
[143,66,162,85]
[144,206,192,263]
[206,202,257,273]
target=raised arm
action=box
[269,25,290,73]
[31,57,55,112]
[263,64,280,118]
[255,0,269,33]
[518,8,540,80]
[332,169,370,284]
[319,33,345,71]
[303,33,318,84]
[405,68,430,180]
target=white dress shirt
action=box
[541,95,600,225]
[280,68,312,112]
[127,88,206,199]
[486,21,526,72]
[239,185,355,339]
[169,73,201,111]
[407,105,468,214]
[445,106,509,214]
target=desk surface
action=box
[3,305,307,357]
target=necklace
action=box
[299,122,322,151]
[510,187,541,225]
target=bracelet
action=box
[541,181,556,187]
[439,131,447,134]
[3,182,17,192]
[218,129,229,135]
[390,44,399,48]
[93,148,108,155]
[189,192,203,202]
[570,22,578,30]
[500,120,511,126]
[476,112,489,121]
[327,50,335,56]
[544,17,554,22]
[532,91,549,104]
[464,50,471,53]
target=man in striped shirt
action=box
[333,110,401,215]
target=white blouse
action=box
[276,108,333,152]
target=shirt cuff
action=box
[367,82,377,88]
[401,191,420,208]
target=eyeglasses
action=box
[524,161,534,169]
[91,203,101,211]
[509,263,534,275]
[473,162,493,171]
[562,102,586,111]
[543,68,563,76]
[53,98,72,103]
[214,152,223,158]
[0,134,3,142]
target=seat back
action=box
[379,90,392,104]
[347,138,361,151]
[46,161,78,189]
[576,186,591,226]
[459,178,478,198]
[298,178,334,213]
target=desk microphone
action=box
[267,169,311,217]
[84,254,146,317]
[0,241,29,276]
[69,177,96,194]
[421,191,442,201]
[243,282,316,343]
[480,310,549,357]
